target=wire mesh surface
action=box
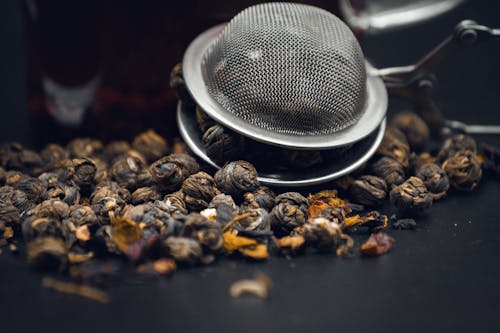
[201,2,367,136]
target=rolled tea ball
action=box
[302,217,343,251]
[92,158,109,184]
[241,186,276,212]
[437,134,477,163]
[102,140,131,162]
[22,216,63,241]
[390,176,433,214]
[270,192,308,237]
[66,138,103,158]
[164,237,204,265]
[203,124,245,166]
[26,237,67,270]
[131,186,162,205]
[196,106,217,133]
[110,151,151,190]
[349,175,387,207]
[11,176,46,203]
[164,190,188,214]
[67,204,98,227]
[90,181,131,204]
[214,160,259,198]
[209,193,238,212]
[372,157,406,187]
[169,63,195,106]
[390,112,430,150]
[0,142,43,174]
[0,185,32,212]
[181,213,223,252]
[376,127,411,167]
[442,150,482,191]
[132,129,169,163]
[40,143,69,167]
[181,171,221,211]
[149,153,199,192]
[64,158,97,188]
[32,199,70,220]
[415,163,450,200]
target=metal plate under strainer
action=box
[177,101,386,187]
[183,3,387,149]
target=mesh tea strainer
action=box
[178,2,500,186]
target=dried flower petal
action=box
[360,232,395,256]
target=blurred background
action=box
[0,0,497,148]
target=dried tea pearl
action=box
[181,213,223,252]
[131,186,162,205]
[90,182,131,204]
[164,191,188,214]
[303,217,339,249]
[196,228,224,252]
[390,112,430,150]
[203,124,245,166]
[26,237,67,270]
[349,175,387,207]
[22,216,63,241]
[68,205,98,227]
[66,138,103,158]
[278,149,323,169]
[149,154,199,192]
[92,158,109,184]
[0,203,20,226]
[415,163,450,200]
[437,134,477,163]
[376,127,411,167]
[270,192,308,237]
[4,170,26,186]
[169,63,194,106]
[40,144,69,167]
[214,160,259,198]
[0,185,32,212]
[410,152,436,171]
[0,167,5,185]
[64,158,97,189]
[390,176,433,214]
[241,186,276,212]
[181,172,220,211]
[0,142,43,174]
[235,208,270,233]
[164,237,203,265]
[12,176,46,203]
[92,197,127,224]
[372,157,406,187]
[102,140,131,162]
[132,129,168,163]
[209,193,238,212]
[442,151,482,191]
[196,106,217,133]
[110,150,149,190]
[33,199,70,220]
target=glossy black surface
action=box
[1,1,500,332]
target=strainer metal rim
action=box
[177,101,386,187]
[183,23,388,150]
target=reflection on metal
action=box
[340,0,464,33]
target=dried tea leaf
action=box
[229,273,272,299]
[360,232,395,257]
[42,276,109,303]
[111,216,142,254]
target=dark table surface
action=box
[1,1,500,332]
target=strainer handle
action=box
[372,20,499,82]
[370,20,499,136]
